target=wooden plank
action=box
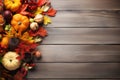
[27,63,120,78]
[36,45,120,62]
[28,79,120,80]
[51,0,120,10]
[49,11,120,28]
[42,28,120,44]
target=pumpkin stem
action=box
[11,0,15,3]
[10,59,12,62]
[18,21,22,25]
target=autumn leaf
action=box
[43,8,57,17]
[44,16,52,25]
[29,27,48,37]
[34,7,43,15]
[37,0,48,7]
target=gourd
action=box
[34,14,44,23]
[1,37,9,48]
[11,14,29,36]
[4,0,21,12]
[30,22,39,31]
[2,52,21,71]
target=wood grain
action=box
[28,79,120,80]
[27,63,120,78]
[27,0,120,79]
[50,0,120,10]
[48,11,120,28]
[36,45,120,62]
[42,28,120,44]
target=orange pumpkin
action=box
[11,14,29,36]
[1,37,9,48]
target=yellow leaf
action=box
[44,16,52,25]
[34,7,43,15]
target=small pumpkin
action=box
[2,52,21,71]
[4,0,21,12]
[11,14,29,36]
[30,22,39,31]
[34,14,44,23]
[0,37,9,48]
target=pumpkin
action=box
[1,37,9,48]
[11,14,29,36]
[30,22,39,31]
[0,15,5,32]
[4,0,21,12]
[2,52,21,71]
[34,14,44,23]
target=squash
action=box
[2,52,21,71]
[30,22,39,31]
[1,37,9,48]
[34,14,44,23]
[4,0,21,12]
[11,14,29,36]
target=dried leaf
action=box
[43,8,57,16]
[37,0,48,6]
[15,42,38,60]
[44,16,52,25]
[29,27,47,37]
[34,7,43,15]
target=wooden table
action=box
[28,0,120,80]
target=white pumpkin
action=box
[30,22,39,31]
[34,14,44,23]
[2,52,21,71]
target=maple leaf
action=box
[15,42,38,60]
[29,27,48,37]
[44,16,52,25]
[43,8,57,17]
[17,4,35,17]
[37,0,48,7]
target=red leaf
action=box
[17,4,28,13]
[17,4,35,17]
[14,72,23,80]
[20,11,35,17]
[43,8,57,16]
[15,42,38,60]
[37,0,48,6]
[29,27,48,37]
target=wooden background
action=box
[28,0,120,80]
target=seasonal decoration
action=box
[0,0,57,80]
[11,14,29,36]
[4,0,21,12]
[2,52,21,71]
